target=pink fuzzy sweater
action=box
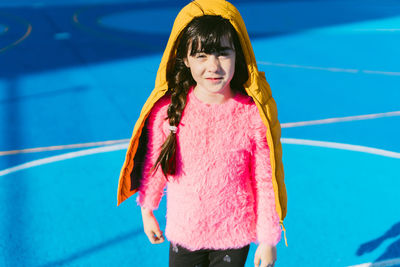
[136,86,282,251]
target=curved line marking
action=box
[0,14,32,53]
[347,257,400,267]
[1,139,399,177]
[282,110,400,128]
[282,138,400,158]
[0,143,128,177]
[1,110,399,156]
[0,139,130,156]
[258,61,400,76]
[72,8,156,49]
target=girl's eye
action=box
[195,53,206,58]
[217,51,234,58]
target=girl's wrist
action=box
[259,242,275,247]
[141,206,154,215]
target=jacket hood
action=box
[154,0,271,104]
[117,0,288,246]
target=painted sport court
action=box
[0,0,399,266]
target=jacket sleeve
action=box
[250,108,282,246]
[135,98,169,211]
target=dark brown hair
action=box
[150,15,249,180]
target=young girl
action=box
[117,0,288,266]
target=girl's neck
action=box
[192,85,236,105]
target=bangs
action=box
[187,18,235,55]
[168,14,249,96]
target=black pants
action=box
[169,242,250,267]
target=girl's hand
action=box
[254,243,277,267]
[141,207,165,244]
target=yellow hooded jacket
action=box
[117,0,288,246]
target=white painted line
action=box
[0,143,128,177]
[258,61,359,73]
[2,111,399,156]
[355,29,400,32]
[1,138,399,177]
[258,61,400,76]
[282,111,400,128]
[347,257,400,267]
[363,70,400,76]
[282,138,400,159]
[0,139,130,156]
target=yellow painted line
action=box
[72,7,157,49]
[0,25,9,35]
[0,13,32,53]
[72,10,79,24]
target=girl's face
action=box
[184,36,236,97]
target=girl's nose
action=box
[207,55,220,72]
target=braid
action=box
[149,48,194,181]
[149,15,248,181]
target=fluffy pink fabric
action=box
[136,86,282,251]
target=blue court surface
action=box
[1,0,399,266]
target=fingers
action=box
[254,258,276,267]
[254,263,275,267]
[254,244,277,267]
[141,212,165,244]
[264,261,276,267]
[263,263,275,267]
[147,230,165,244]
